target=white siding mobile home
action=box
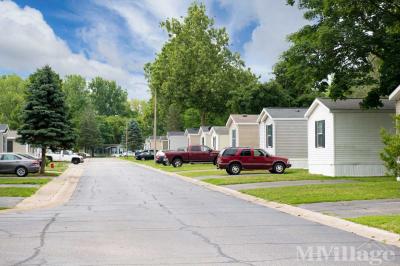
[166,131,186,150]
[305,98,395,177]
[198,126,212,147]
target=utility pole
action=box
[153,89,157,163]
[125,120,128,157]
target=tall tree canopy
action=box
[286,0,400,107]
[77,105,102,156]
[89,77,129,116]
[121,120,143,151]
[145,3,259,125]
[62,75,90,127]
[18,66,75,173]
[0,75,26,129]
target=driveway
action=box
[0,158,399,265]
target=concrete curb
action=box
[0,164,83,213]
[132,161,400,248]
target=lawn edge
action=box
[0,162,83,213]
[131,161,400,248]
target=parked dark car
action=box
[18,153,42,166]
[135,150,155,160]
[164,145,219,167]
[0,153,40,177]
[216,147,291,175]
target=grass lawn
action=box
[241,181,400,205]
[0,207,8,210]
[0,187,38,197]
[0,178,50,185]
[348,215,400,234]
[202,169,334,185]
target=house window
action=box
[315,120,325,148]
[7,140,13,152]
[202,137,205,145]
[212,136,216,149]
[266,124,273,148]
[231,129,237,147]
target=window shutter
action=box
[315,121,317,148]
[321,120,325,148]
[271,125,273,148]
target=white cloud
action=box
[0,0,148,99]
[218,0,308,79]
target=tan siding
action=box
[188,135,200,146]
[334,112,395,165]
[238,124,259,148]
[275,120,307,158]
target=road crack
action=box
[13,213,59,266]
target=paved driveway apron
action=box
[0,159,399,265]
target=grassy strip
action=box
[347,215,400,234]
[0,207,8,210]
[0,178,50,185]
[0,187,38,197]
[202,169,333,185]
[241,181,400,205]
[122,157,216,172]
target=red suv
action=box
[217,147,291,175]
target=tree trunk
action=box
[91,147,95,158]
[40,147,46,174]
[200,112,206,126]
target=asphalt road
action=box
[1,158,399,265]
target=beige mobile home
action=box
[144,136,168,150]
[0,124,8,153]
[198,126,212,147]
[209,126,229,150]
[184,128,200,146]
[305,98,395,177]
[257,108,308,168]
[226,115,259,148]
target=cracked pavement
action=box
[0,158,400,265]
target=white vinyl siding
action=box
[274,120,308,158]
[307,104,335,176]
[168,135,187,150]
[259,121,266,149]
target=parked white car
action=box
[46,150,84,164]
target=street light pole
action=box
[153,89,157,163]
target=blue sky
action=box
[0,0,307,99]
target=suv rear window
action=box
[222,148,238,157]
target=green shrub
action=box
[381,116,400,177]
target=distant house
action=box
[0,124,9,153]
[166,131,186,150]
[257,108,308,169]
[6,130,31,154]
[305,98,395,177]
[226,114,259,148]
[209,126,229,150]
[184,128,200,146]
[389,84,400,115]
[198,126,212,147]
[144,136,168,150]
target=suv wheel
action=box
[228,163,241,175]
[172,158,183,168]
[225,169,232,175]
[16,166,28,177]
[273,162,285,174]
[72,158,80,164]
